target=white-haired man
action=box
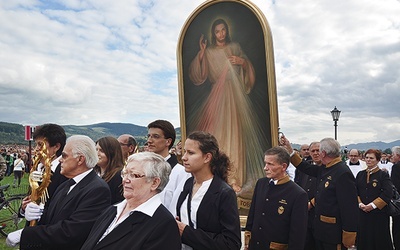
[7,135,111,249]
[281,137,358,250]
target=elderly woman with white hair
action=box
[81,152,181,250]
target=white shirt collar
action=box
[164,154,171,161]
[115,193,161,218]
[270,179,278,185]
[71,169,93,186]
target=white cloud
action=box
[0,0,399,145]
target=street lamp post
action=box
[330,106,341,140]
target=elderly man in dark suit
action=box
[281,136,358,250]
[7,135,111,249]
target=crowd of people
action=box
[1,122,399,250]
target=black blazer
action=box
[46,162,68,206]
[81,203,181,250]
[20,170,111,250]
[392,162,400,191]
[107,170,124,205]
[176,176,241,250]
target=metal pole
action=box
[334,120,338,140]
[28,140,32,172]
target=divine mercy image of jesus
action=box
[186,17,267,197]
[178,1,278,204]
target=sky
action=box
[0,0,399,146]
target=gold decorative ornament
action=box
[278,206,284,214]
[28,139,53,226]
[325,181,329,188]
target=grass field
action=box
[0,173,29,249]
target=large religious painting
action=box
[177,0,278,216]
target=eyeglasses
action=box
[119,143,130,147]
[146,134,166,140]
[121,170,146,180]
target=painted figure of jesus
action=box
[188,18,265,196]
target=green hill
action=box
[0,122,181,146]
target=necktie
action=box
[59,179,76,202]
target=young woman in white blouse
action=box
[176,131,241,250]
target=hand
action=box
[359,203,373,213]
[25,202,44,221]
[198,34,207,61]
[279,135,294,155]
[308,202,313,210]
[362,203,374,213]
[6,229,23,247]
[228,56,245,66]
[21,196,31,212]
[199,34,207,51]
[175,217,187,236]
[30,170,43,182]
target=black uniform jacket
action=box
[392,162,400,191]
[245,176,308,250]
[292,154,358,246]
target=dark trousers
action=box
[315,239,346,250]
[13,170,23,186]
[304,227,316,250]
[6,164,13,176]
[393,215,400,250]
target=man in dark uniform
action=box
[297,141,320,250]
[245,147,308,250]
[391,146,400,250]
[294,144,313,193]
[281,136,358,250]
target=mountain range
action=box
[0,121,398,151]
